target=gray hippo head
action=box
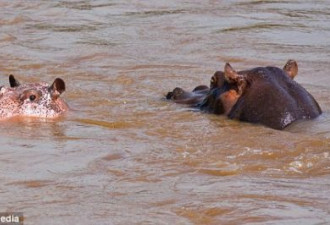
[0,75,68,119]
[166,60,322,130]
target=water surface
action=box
[0,1,330,224]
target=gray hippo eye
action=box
[29,95,36,101]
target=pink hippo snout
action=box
[0,75,68,119]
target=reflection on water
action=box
[0,0,330,224]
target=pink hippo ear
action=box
[224,63,246,95]
[49,78,66,99]
[283,59,298,79]
[9,74,21,87]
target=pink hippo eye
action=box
[29,95,36,101]
[20,90,41,103]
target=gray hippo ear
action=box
[9,74,20,87]
[49,78,65,99]
[224,63,241,83]
[224,63,246,95]
[283,59,298,79]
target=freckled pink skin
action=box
[0,81,68,119]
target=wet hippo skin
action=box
[0,75,68,119]
[166,60,322,130]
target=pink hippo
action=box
[0,75,68,119]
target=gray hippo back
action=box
[0,75,68,119]
[225,64,321,129]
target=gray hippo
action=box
[0,75,68,119]
[166,60,322,130]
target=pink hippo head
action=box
[0,75,68,119]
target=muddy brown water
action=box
[1,1,330,224]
